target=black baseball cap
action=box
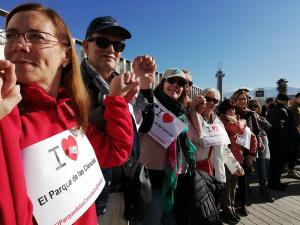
[85,16,131,39]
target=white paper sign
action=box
[148,97,187,149]
[22,129,105,225]
[236,126,252,150]
[223,146,243,175]
[202,124,231,148]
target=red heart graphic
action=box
[61,135,78,161]
[211,125,219,132]
[162,112,174,123]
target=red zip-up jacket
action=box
[0,85,133,225]
[220,115,257,163]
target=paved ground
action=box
[227,166,300,225]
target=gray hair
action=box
[203,88,220,100]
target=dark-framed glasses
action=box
[205,96,219,104]
[187,81,193,87]
[87,37,125,52]
[0,31,67,46]
[165,77,187,87]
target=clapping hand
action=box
[109,71,139,103]
[0,60,22,119]
[132,55,156,89]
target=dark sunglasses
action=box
[205,96,219,104]
[249,105,259,108]
[87,37,126,52]
[188,81,193,87]
[165,77,187,87]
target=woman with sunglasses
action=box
[188,88,243,224]
[0,3,137,225]
[188,88,242,183]
[248,99,274,202]
[138,68,195,225]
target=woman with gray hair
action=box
[188,88,243,183]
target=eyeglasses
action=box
[187,81,193,87]
[0,31,67,46]
[205,96,219,104]
[87,37,125,52]
[165,77,187,87]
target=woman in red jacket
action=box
[219,99,254,223]
[0,3,137,225]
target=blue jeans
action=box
[256,158,269,193]
[142,189,177,225]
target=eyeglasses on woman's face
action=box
[87,36,125,52]
[165,77,187,87]
[0,30,67,46]
[205,96,219,104]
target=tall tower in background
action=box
[215,63,225,101]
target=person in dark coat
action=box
[267,93,298,190]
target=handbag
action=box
[123,155,152,222]
[174,169,221,225]
[195,146,213,176]
[242,150,254,176]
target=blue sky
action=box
[1,0,300,92]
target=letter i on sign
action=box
[154,104,164,117]
[48,146,66,170]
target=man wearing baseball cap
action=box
[81,16,156,225]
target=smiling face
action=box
[235,93,248,109]
[83,31,123,81]
[4,10,69,95]
[162,77,185,100]
[225,107,236,116]
[204,90,219,113]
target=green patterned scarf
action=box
[154,88,196,212]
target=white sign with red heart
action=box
[22,129,104,225]
[148,97,187,149]
[202,123,231,148]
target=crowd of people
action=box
[0,3,299,225]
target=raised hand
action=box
[109,72,140,103]
[190,95,206,113]
[0,60,22,119]
[132,55,156,89]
